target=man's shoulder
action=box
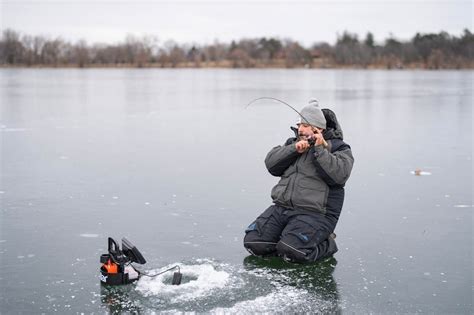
[284,137,297,146]
[329,139,351,153]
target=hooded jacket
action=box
[264,109,354,226]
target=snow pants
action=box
[243,205,338,263]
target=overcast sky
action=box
[1,0,472,46]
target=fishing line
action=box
[137,265,181,278]
[132,264,183,285]
[246,97,328,147]
[245,96,312,125]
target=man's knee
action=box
[275,214,335,263]
[275,235,338,263]
[243,205,286,256]
[243,231,277,256]
[275,237,311,263]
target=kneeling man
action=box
[244,99,354,263]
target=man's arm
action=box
[312,143,354,186]
[264,138,299,176]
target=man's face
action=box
[297,123,316,137]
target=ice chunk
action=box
[80,233,99,238]
[411,170,431,176]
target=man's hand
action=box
[295,140,310,153]
[314,128,328,147]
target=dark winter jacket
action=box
[264,109,354,226]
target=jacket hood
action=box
[322,108,343,140]
[291,108,344,140]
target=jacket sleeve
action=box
[264,138,299,177]
[312,143,354,186]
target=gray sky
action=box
[1,0,472,46]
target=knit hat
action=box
[298,99,326,129]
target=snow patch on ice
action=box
[1,128,30,132]
[80,233,99,238]
[410,171,431,176]
[136,262,230,303]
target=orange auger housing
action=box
[99,237,146,285]
[102,259,118,274]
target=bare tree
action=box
[1,29,25,64]
[284,40,311,68]
[72,40,89,67]
[163,40,185,67]
[41,38,64,65]
[228,48,253,68]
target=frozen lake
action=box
[0,68,472,313]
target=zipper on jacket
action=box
[288,151,304,208]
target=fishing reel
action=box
[99,237,182,286]
[299,134,316,146]
[306,135,316,146]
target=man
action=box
[243,99,354,263]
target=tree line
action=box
[0,29,472,69]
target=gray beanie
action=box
[299,99,326,129]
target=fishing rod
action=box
[246,96,312,125]
[246,97,328,147]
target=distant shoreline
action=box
[2,29,473,70]
[1,62,472,70]
[1,66,472,70]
